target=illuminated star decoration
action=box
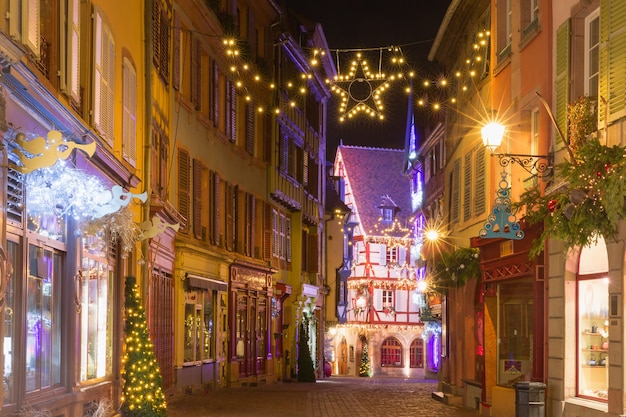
[329,47,412,122]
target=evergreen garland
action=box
[121,277,167,417]
[297,319,316,382]
[432,247,480,292]
[515,96,626,256]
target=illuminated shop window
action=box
[577,236,609,401]
[410,338,424,368]
[3,240,19,404]
[26,243,62,392]
[183,289,215,364]
[80,236,113,381]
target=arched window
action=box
[410,338,424,368]
[381,337,402,367]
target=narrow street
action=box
[166,376,478,417]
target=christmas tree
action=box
[359,338,372,377]
[121,277,167,417]
[297,319,316,382]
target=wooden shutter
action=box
[245,194,255,256]
[245,101,255,155]
[307,233,318,273]
[473,146,486,215]
[191,36,201,109]
[211,61,219,125]
[152,0,161,65]
[172,13,181,91]
[451,158,461,222]
[66,0,80,102]
[94,10,115,144]
[178,149,191,232]
[233,185,239,252]
[226,82,237,142]
[555,18,570,143]
[379,244,386,266]
[373,291,383,310]
[225,183,234,250]
[193,159,203,239]
[600,0,626,124]
[263,203,272,260]
[123,58,137,167]
[463,151,472,221]
[159,7,170,83]
[285,216,291,262]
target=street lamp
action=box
[481,121,554,179]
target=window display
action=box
[578,278,608,400]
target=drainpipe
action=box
[142,0,153,304]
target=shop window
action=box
[26,243,62,392]
[497,282,534,386]
[183,289,215,364]
[80,237,113,381]
[410,338,424,368]
[3,240,19,404]
[380,337,402,367]
[577,236,609,400]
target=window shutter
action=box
[307,233,318,273]
[23,0,40,57]
[210,171,221,246]
[172,13,181,91]
[191,36,201,109]
[159,8,170,83]
[264,203,272,260]
[68,0,80,102]
[451,158,461,222]
[397,291,407,311]
[602,0,626,122]
[303,151,309,187]
[226,82,237,142]
[152,0,161,65]
[122,58,137,167]
[280,135,289,173]
[285,216,292,262]
[94,10,115,145]
[555,18,570,143]
[193,159,203,239]
[245,101,255,155]
[463,151,472,221]
[379,244,386,266]
[373,291,382,310]
[473,146,486,215]
[178,149,191,232]
[245,194,255,256]
[233,185,239,252]
[211,61,219,125]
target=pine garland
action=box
[432,247,480,292]
[515,97,626,256]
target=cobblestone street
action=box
[166,377,478,417]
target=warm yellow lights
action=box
[481,121,506,152]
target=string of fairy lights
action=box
[220,27,490,123]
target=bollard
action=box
[515,381,546,417]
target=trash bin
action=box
[515,381,546,417]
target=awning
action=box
[186,273,227,291]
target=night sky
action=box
[284,0,453,161]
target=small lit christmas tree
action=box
[121,277,167,417]
[297,319,316,382]
[359,337,372,377]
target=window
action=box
[382,290,393,308]
[381,208,394,223]
[152,0,170,84]
[410,339,424,368]
[80,238,113,381]
[178,149,191,232]
[183,289,215,363]
[151,129,169,200]
[4,240,18,404]
[521,0,539,36]
[385,247,398,266]
[577,236,609,400]
[26,243,62,392]
[122,58,137,166]
[193,159,209,241]
[496,0,512,59]
[584,9,600,97]
[93,9,115,145]
[9,0,40,57]
[380,337,402,367]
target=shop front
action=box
[471,224,546,417]
[228,263,274,386]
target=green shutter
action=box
[601,0,626,123]
[555,18,570,145]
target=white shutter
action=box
[396,290,407,312]
[94,9,115,145]
[9,0,21,42]
[23,0,40,57]
[398,247,406,266]
[373,290,382,310]
[379,244,386,266]
[122,58,137,166]
[68,0,80,101]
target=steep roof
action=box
[337,145,412,238]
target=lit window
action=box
[381,337,402,367]
[584,9,600,97]
[183,289,215,364]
